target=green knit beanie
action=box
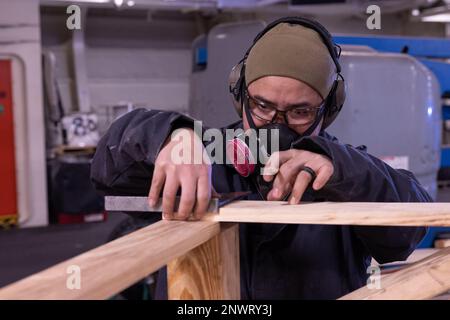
[245,22,337,99]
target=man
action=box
[91,17,429,299]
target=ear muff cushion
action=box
[322,79,346,130]
[335,78,346,109]
[229,61,245,117]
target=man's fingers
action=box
[193,175,211,220]
[312,164,334,190]
[211,186,219,198]
[267,159,301,201]
[175,178,196,220]
[162,177,179,219]
[267,172,292,201]
[148,167,165,207]
[267,183,293,201]
[288,170,313,205]
[262,150,297,182]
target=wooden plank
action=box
[167,223,240,299]
[0,220,220,300]
[435,238,450,248]
[340,247,450,300]
[217,201,450,226]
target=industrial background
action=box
[1,0,450,300]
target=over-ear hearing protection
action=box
[228,16,346,130]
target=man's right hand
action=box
[148,128,212,220]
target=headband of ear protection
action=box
[228,16,346,130]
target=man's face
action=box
[243,76,323,136]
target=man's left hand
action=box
[262,150,334,204]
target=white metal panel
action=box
[327,51,441,198]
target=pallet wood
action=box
[340,247,450,300]
[0,220,220,300]
[217,201,450,226]
[168,223,240,299]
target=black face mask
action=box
[225,100,323,199]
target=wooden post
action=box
[167,223,240,299]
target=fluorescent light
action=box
[412,4,450,23]
[411,9,420,17]
[127,0,135,6]
[421,13,450,22]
